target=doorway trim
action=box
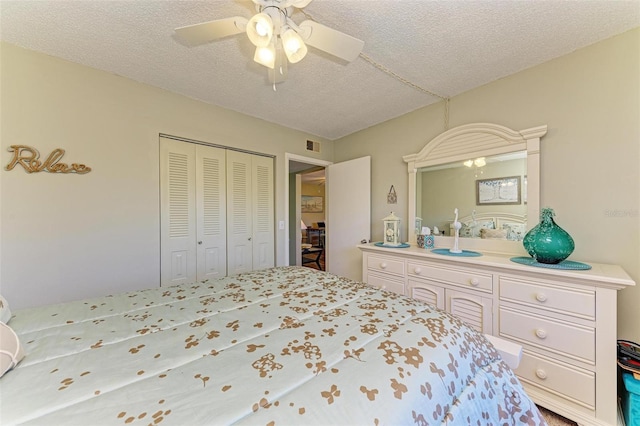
[284,153,332,266]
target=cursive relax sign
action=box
[5,145,92,174]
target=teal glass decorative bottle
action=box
[523,208,575,264]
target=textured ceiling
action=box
[1,0,639,140]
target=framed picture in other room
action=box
[301,195,324,213]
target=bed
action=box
[0,266,545,425]
[449,212,527,241]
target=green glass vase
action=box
[523,208,575,264]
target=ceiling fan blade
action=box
[175,17,248,46]
[290,0,314,8]
[273,0,313,9]
[298,20,364,62]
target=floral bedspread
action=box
[1,267,545,425]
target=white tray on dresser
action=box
[358,243,635,426]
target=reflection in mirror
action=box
[416,151,527,240]
[403,122,547,253]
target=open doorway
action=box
[288,160,326,270]
[285,153,370,280]
[299,167,325,271]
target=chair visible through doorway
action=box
[302,235,324,270]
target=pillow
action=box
[0,295,11,324]
[480,228,507,239]
[502,223,526,241]
[478,220,495,230]
[0,322,25,378]
[459,223,473,238]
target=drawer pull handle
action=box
[414,267,422,275]
[380,263,387,269]
[535,329,547,339]
[535,293,548,302]
[535,369,548,380]
[469,278,480,287]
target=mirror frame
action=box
[403,122,548,254]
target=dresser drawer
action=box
[499,277,595,319]
[516,350,595,409]
[407,262,492,293]
[367,255,404,276]
[500,307,595,363]
[366,272,404,295]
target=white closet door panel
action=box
[227,151,253,274]
[196,145,227,281]
[252,155,274,270]
[170,251,189,281]
[160,137,196,286]
[203,247,224,277]
[230,244,251,272]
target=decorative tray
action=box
[510,256,592,270]
[431,248,482,257]
[374,242,411,248]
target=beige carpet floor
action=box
[538,406,577,425]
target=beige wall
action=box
[334,29,640,342]
[0,42,334,309]
[1,29,638,341]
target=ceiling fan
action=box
[174,0,364,83]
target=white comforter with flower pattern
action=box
[0,267,545,425]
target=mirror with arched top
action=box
[403,123,547,253]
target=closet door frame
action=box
[160,134,275,285]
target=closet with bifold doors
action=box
[160,136,274,286]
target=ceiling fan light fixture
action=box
[175,0,365,84]
[281,27,307,63]
[254,44,276,69]
[246,13,273,47]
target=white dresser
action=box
[359,244,635,426]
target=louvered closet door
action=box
[196,145,227,281]
[160,138,196,286]
[161,138,273,283]
[226,151,254,274]
[226,151,274,274]
[251,154,274,270]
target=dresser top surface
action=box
[358,244,635,288]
